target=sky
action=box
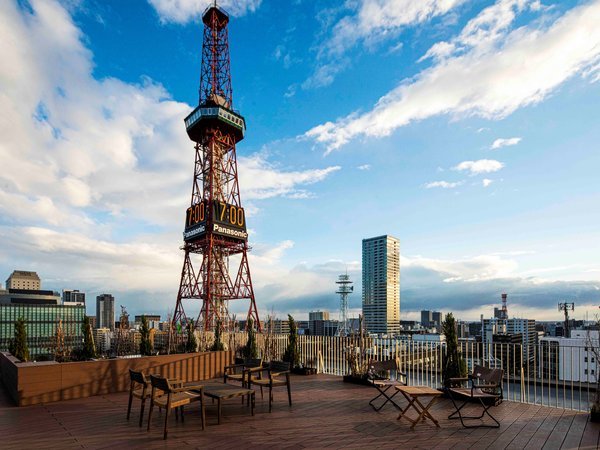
[1,0,599,324]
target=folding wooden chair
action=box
[367,358,407,411]
[447,365,504,428]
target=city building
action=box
[96,294,115,330]
[5,270,41,290]
[540,330,599,383]
[308,311,338,336]
[0,303,85,358]
[420,310,432,328]
[362,235,400,335]
[62,289,85,306]
[420,310,442,331]
[134,314,161,329]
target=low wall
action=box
[0,351,233,407]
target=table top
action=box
[395,385,443,397]
[199,383,254,399]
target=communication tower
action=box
[335,273,353,336]
[558,302,575,338]
[172,4,260,334]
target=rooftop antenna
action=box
[558,302,575,338]
[335,271,353,336]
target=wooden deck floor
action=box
[1,374,599,449]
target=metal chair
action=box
[447,365,504,428]
[367,358,407,411]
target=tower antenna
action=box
[335,273,353,336]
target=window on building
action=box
[585,369,588,375]
[584,357,588,362]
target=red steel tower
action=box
[172,5,260,333]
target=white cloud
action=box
[357,164,371,170]
[492,137,522,149]
[147,0,261,23]
[306,0,600,151]
[0,1,339,312]
[305,0,466,88]
[453,159,504,175]
[424,180,463,189]
[239,154,340,200]
[482,178,493,187]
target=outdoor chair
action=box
[447,365,504,428]
[367,358,407,411]
[247,360,292,412]
[224,358,262,387]
[146,375,205,440]
[127,370,151,427]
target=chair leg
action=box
[200,396,205,431]
[163,406,171,440]
[369,386,401,411]
[448,391,500,428]
[147,400,154,431]
[268,386,273,413]
[126,391,133,420]
[287,382,292,406]
[139,397,147,427]
[180,406,184,422]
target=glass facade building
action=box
[362,235,400,335]
[0,304,85,358]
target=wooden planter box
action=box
[0,350,233,407]
[292,367,317,376]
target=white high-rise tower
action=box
[362,235,400,335]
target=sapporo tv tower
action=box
[172,4,260,333]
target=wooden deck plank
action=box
[1,374,599,449]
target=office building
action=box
[432,311,442,329]
[308,311,338,336]
[362,235,400,335]
[96,294,115,330]
[540,330,599,382]
[63,289,85,306]
[421,310,432,328]
[0,303,85,358]
[5,270,41,290]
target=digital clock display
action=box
[183,200,248,242]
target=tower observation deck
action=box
[172,4,260,335]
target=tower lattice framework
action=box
[172,5,260,333]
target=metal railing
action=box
[223,333,598,412]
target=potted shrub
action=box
[9,317,30,362]
[343,315,370,385]
[442,313,467,391]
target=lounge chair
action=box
[367,358,407,411]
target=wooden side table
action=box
[395,386,443,429]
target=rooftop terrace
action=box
[2,374,599,449]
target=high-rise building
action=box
[421,310,432,327]
[362,235,400,335]
[5,270,41,290]
[309,311,337,336]
[432,311,442,329]
[96,294,115,330]
[63,289,85,306]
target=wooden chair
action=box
[126,369,150,427]
[247,361,292,412]
[447,365,504,428]
[224,358,262,387]
[146,375,205,439]
[367,358,407,411]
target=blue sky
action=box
[1,0,599,323]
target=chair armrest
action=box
[245,366,266,374]
[449,377,469,383]
[473,383,500,390]
[270,370,290,377]
[172,384,203,393]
